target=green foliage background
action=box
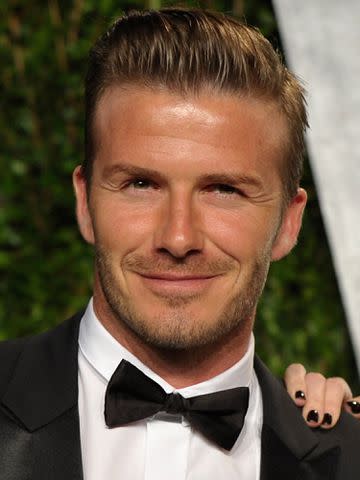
[1,0,358,389]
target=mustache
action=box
[122,254,234,276]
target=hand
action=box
[284,363,360,428]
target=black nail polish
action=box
[295,390,306,400]
[322,413,332,425]
[307,410,319,423]
[347,401,360,414]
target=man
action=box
[0,8,359,480]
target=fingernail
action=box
[322,413,332,425]
[295,390,306,400]
[307,410,319,423]
[347,401,360,414]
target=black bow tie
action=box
[104,359,249,451]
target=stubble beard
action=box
[95,245,271,352]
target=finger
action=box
[321,377,353,429]
[284,363,307,406]
[302,372,326,428]
[345,395,360,418]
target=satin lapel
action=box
[0,313,84,480]
[255,356,340,480]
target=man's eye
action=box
[128,179,153,189]
[212,184,239,195]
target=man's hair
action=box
[84,8,308,203]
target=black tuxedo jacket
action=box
[1,312,360,479]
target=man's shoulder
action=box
[0,312,83,394]
[0,336,28,396]
[317,406,360,441]
[313,408,360,476]
[255,354,360,437]
[254,354,360,476]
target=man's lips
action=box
[140,273,217,280]
[135,272,220,294]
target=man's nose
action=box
[154,192,204,258]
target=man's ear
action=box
[271,188,307,261]
[72,165,95,245]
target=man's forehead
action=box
[90,85,287,198]
[94,84,287,145]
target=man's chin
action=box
[117,304,245,352]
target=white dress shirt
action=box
[78,299,263,480]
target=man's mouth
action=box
[141,273,217,280]
[136,272,220,295]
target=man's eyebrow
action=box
[101,164,263,188]
[199,173,263,188]
[101,163,166,181]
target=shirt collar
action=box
[79,298,255,397]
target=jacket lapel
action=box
[255,356,340,480]
[0,313,83,480]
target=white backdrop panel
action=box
[272,0,360,374]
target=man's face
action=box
[74,86,306,351]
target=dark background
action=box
[1,0,358,389]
